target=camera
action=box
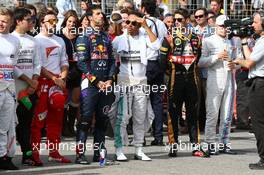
[224,17,255,39]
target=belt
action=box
[68,60,77,63]
[254,77,264,82]
[175,71,194,75]
[148,60,158,62]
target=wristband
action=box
[241,43,247,46]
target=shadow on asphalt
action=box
[1,166,101,175]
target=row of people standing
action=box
[0,0,259,171]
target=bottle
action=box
[223,40,232,71]
[18,89,32,110]
[99,143,107,167]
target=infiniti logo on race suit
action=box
[98,60,106,67]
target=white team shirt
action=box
[12,31,41,94]
[249,36,264,78]
[141,17,167,60]
[0,33,21,94]
[35,33,68,75]
[119,35,146,79]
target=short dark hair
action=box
[207,10,216,17]
[174,8,190,19]
[165,13,173,18]
[141,0,157,16]
[128,10,144,18]
[90,5,102,15]
[13,7,31,27]
[23,3,37,15]
[38,10,57,26]
[80,11,91,24]
[194,7,208,16]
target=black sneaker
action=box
[207,144,219,155]
[168,144,177,157]
[0,156,19,170]
[249,160,264,170]
[219,144,237,155]
[75,154,90,165]
[22,151,42,166]
[151,139,164,146]
[22,156,43,166]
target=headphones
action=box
[255,10,264,29]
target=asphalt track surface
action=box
[1,130,263,175]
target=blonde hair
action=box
[0,7,14,18]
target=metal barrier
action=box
[12,0,264,19]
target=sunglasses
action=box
[23,16,36,23]
[125,20,138,26]
[43,19,58,25]
[174,18,183,22]
[194,14,204,19]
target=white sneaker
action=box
[115,148,128,161]
[135,147,151,161]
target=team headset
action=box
[255,10,264,30]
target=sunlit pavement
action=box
[2,130,263,175]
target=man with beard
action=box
[75,5,115,164]
[30,10,70,165]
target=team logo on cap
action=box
[103,105,110,115]
[175,38,182,46]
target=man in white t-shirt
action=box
[12,7,42,166]
[0,7,20,170]
[140,0,167,146]
[30,10,70,165]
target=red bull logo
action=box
[96,44,107,52]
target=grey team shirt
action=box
[249,36,264,78]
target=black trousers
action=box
[167,72,200,144]
[16,94,38,154]
[248,78,264,160]
[77,86,114,154]
[146,60,164,141]
[236,78,250,127]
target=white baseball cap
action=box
[215,15,229,26]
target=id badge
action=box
[81,78,89,90]
[72,52,78,62]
